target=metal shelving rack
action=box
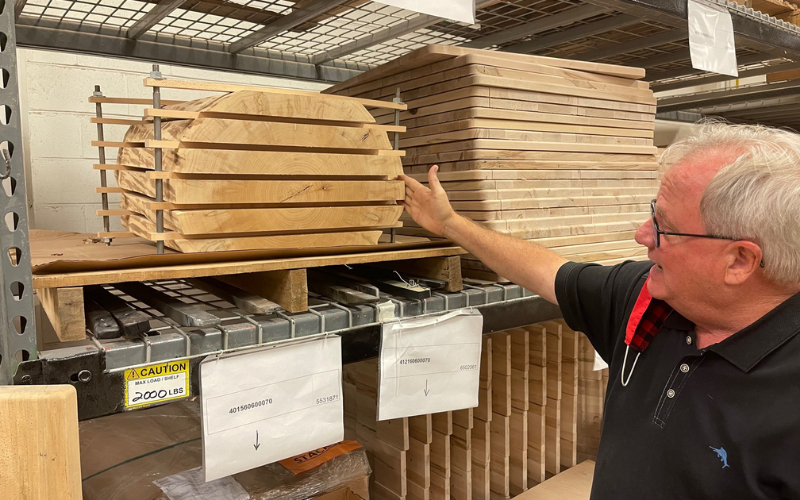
[16,279,562,419]
[0,3,37,386]
[5,0,800,406]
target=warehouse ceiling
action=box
[13,0,800,129]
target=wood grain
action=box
[122,214,385,253]
[123,118,392,150]
[117,148,403,177]
[37,287,85,342]
[324,45,645,96]
[160,90,376,123]
[0,386,82,500]
[116,171,404,204]
[218,269,307,313]
[121,193,402,234]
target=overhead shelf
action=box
[17,278,561,420]
[12,0,800,127]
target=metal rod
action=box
[93,85,111,245]
[391,87,403,245]
[393,87,401,150]
[151,64,165,254]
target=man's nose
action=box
[635,219,655,248]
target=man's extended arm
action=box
[401,166,568,304]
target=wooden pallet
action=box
[31,229,464,341]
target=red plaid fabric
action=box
[625,277,673,353]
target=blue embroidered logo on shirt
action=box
[709,446,730,468]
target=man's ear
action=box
[723,241,763,285]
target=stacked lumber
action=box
[343,359,410,499]
[326,46,657,279]
[115,89,405,252]
[735,0,798,17]
[343,319,608,499]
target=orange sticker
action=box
[280,440,363,475]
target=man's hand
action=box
[399,165,460,237]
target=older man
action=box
[401,122,800,499]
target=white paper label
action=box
[688,0,738,77]
[378,309,483,421]
[593,349,609,371]
[376,0,475,25]
[200,337,343,482]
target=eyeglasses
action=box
[650,199,736,249]
[649,199,764,269]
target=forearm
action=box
[443,214,568,304]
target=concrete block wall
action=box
[18,48,331,233]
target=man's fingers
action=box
[399,174,426,192]
[406,186,415,197]
[428,165,444,194]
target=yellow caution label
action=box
[123,360,190,409]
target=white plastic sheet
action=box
[378,308,483,420]
[375,0,475,25]
[200,336,344,482]
[688,0,738,77]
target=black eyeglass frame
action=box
[650,199,737,248]
[649,199,765,268]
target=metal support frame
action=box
[93,86,111,245]
[645,52,769,83]
[573,28,687,62]
[229,0,352,55]
[501,13,639,54]
[584,0,800,60]
[311,0,498,66]
[390,87,403,244]
[127,0,186,40]
[14,0,25,21]
[151,65,165,254]
[15,18,369,83]
[659,79,800,113]
[0,2,36,385]
[15,284,559,419]
[460,4,608,49]
[653,60,800,93]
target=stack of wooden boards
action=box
[326,45,658,279]
[343,319,608,500]
[115,89,406,252]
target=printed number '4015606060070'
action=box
[229,398,273,414]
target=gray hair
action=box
[660,120,800,285]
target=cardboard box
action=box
[80,400,370,500]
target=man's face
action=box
[634,149,737,306]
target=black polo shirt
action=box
[555,260,800,500]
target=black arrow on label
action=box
[254,430,260,451]
[424,380,430,396]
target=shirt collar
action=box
[704,291,800,372]
[662,311,693,331]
